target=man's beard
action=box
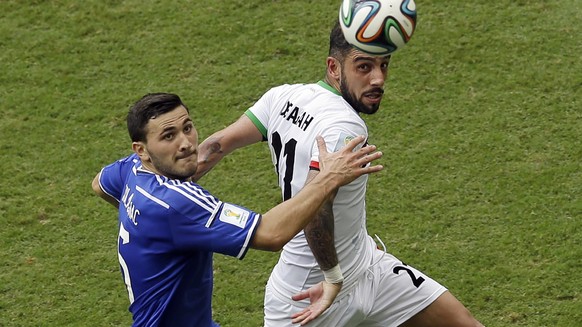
[339,75,381,115]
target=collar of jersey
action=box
[317,80,341,96]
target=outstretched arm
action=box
[251,135,383,251]
[193,114,263,181]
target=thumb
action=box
[316,135,327,155]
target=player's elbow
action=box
[260,243,284,252]
[265,236,287,252]
[91,174,102,195]
[251,230,287,252]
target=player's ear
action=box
[132,141,150,162]
[326,57,341,81]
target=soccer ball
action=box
[339,0,417,55]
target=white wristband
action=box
[323,264,344,284]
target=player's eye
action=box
[358,63,370,71]
[163,133,174,141]
[184,124,193,133]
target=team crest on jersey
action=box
[219,203,250,229]
[334,132,356,152]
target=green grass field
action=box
[1,0,580,326]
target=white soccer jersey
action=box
[246,81,376,299]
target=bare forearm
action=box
[252,174,337,251]
[193,135,228,181]
[194,115,263,182]
[304,198,338,270]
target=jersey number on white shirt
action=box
[271,132,297,201]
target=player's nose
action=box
[178,134,194,152]
[370,68,386,86]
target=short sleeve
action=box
[310,121,367,164]
[99,154,139,201]
[166,187,261,260]
[245,85,290,139]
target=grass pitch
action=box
[0,0,580,326]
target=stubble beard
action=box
[148,151,197,181]
[339,75,381,115]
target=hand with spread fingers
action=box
[290,281,342,326]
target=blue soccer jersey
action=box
[98,153,261,327]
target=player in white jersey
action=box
[91,92,383,327]
[195,22,484,327]
[245,81,375,301]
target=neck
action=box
[139,161,158,175]
[324,76,341,94]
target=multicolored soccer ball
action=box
[339,0,417,55]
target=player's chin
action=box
[177,162,198,179]
[361,103,380,114]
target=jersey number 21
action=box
[271,131,297,201]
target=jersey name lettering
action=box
[279,101,313,131]
[121,185,140,225]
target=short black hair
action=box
[126,93,189,142]
[329,20,354,61]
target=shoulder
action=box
[100,153,140,184]
[317,102,366,129]
[145,178,221,214]
[270,83,309,92]
[260,83,311,101]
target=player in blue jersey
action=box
[91,92,383,327]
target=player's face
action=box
[136,106,199,180]
[339,50,390,114]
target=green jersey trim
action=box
[244,109,268,139]
[317,80,341,96]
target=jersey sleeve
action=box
[245,85,288,140]
[98,154,139,201]
[166,183,261,260]
[310,120,367,169]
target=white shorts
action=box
[264,249,447,327]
